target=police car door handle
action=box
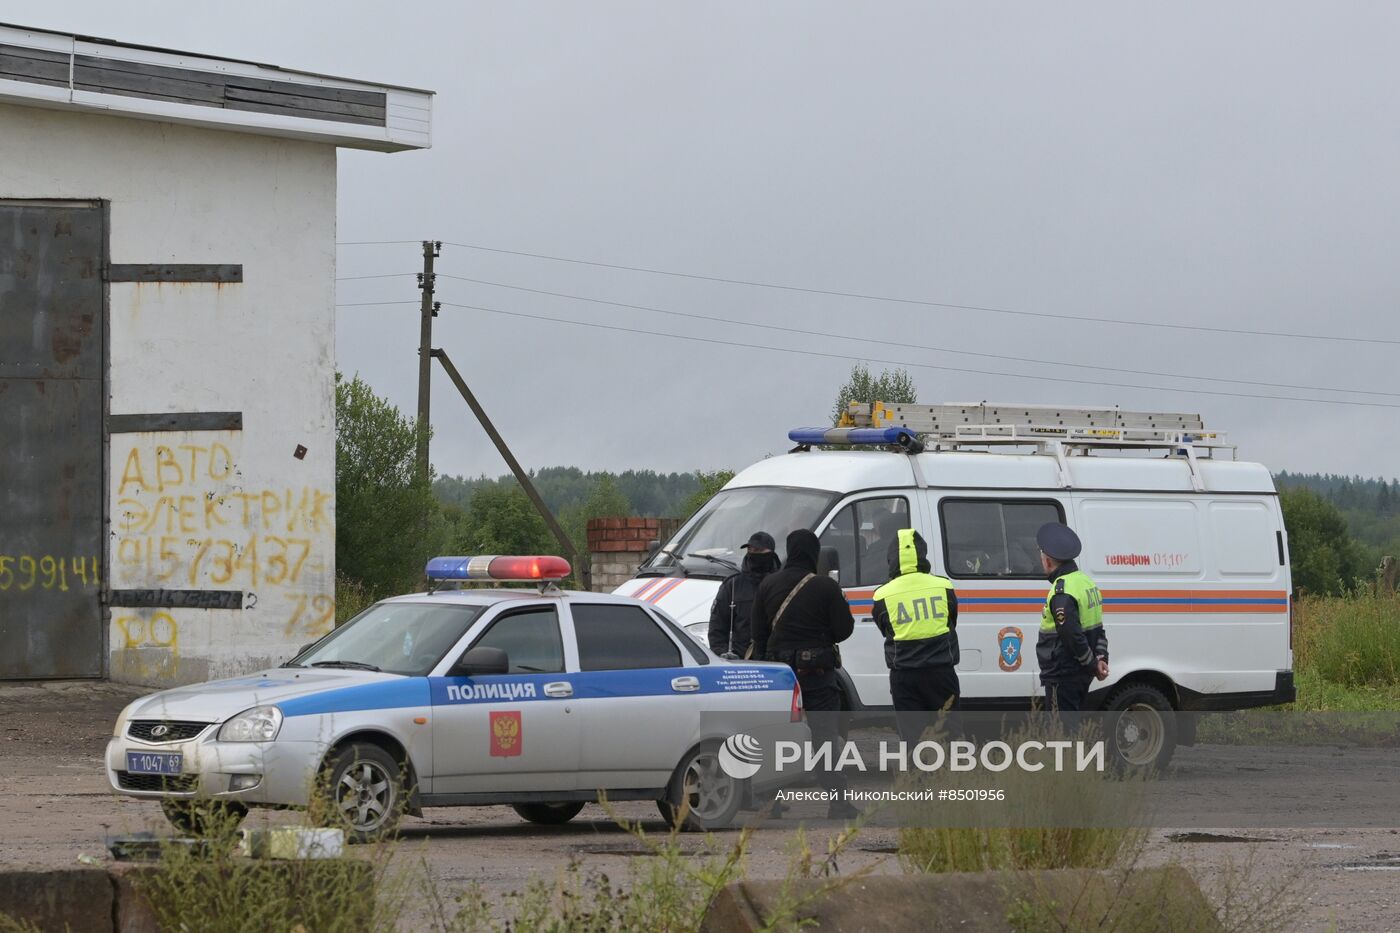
[544,682,573,698]
[671,676,701,693]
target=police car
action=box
[107,556,807,840]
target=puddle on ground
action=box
[1166,832,1278,844]
[1339,853,1400,872]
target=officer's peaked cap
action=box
[1036,522,1082,561]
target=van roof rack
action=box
[831,402,1236,491]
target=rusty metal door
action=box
[0,201,105,678]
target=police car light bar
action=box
[425,555,572,584]
[788,426,923,451]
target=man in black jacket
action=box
[751,529,857,819]
[707,531,780,659]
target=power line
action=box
[433,300,1400,410]
[337,272,418,281]
[439,274,1399,399]
[336,239,422,246]
[439,240,1400,346]
[336,300,420,307]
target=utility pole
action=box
[415,240,441,484]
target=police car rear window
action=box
[572,604,683,671]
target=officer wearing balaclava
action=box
[707,531,780,659]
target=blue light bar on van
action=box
[788,426,919,447]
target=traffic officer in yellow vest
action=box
[1036,522,1109,712]
[872,528,959,743]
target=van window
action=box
[940,499,1063,578]
[820,498,910,587]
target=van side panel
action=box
[1070,495,1289,698]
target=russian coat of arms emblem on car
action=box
[997,627,1024,672]
[490,711,522,757]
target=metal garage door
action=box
[0,200,105,678]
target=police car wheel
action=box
[512,802,586,825]
[657,742,743,832]
[1104,683,1177,771]
[321,743,405,843]
[160,798,247,837]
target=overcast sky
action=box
[12,2,1400,480]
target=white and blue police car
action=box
[107,556,807,840]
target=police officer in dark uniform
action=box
[706,531,780,659]
[872,529,960,744]
[751,528,857,819]
[1035,522,1110,712]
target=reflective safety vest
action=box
[874,575,954,642]
[1040,570,1104,632]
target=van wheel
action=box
[513,802,586,825]
[657,742,743,832]
[1103,683,1177,770]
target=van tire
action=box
[513,802,586,825]
[657,741,743,832]
[1103,682,1177,771]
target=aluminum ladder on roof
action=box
[838,401,1235,491]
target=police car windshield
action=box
[295,603,485,677]
[646,486,838,573]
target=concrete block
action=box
[702,867,1219,933]
[0,868,114,932]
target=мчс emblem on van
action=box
[997,626,1024,672]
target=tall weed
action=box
[1293,593,1400,688]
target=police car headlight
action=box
[218,706,283,743]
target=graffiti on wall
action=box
[111,436,336,662]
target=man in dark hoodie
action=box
[707,531,780,659]
[751,528,857,819]
[872,529,960,744]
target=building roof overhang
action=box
[0,22,433,152]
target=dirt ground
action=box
[2,681,1397,931]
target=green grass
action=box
[1288,593,1400,710]
[1294,593,1400,687]
[1291,667,1400,711]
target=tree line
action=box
[336,367,1393,603]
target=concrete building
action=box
[0,23,432,685]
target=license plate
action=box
[126,751,183,775]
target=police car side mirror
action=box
[818,546,840,583]
[453,646,509,676]
[645,539,660,558]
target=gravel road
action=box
[2,681,1396,931]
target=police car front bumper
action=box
[106,732,324,807]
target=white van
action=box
[616,404,1295,767]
